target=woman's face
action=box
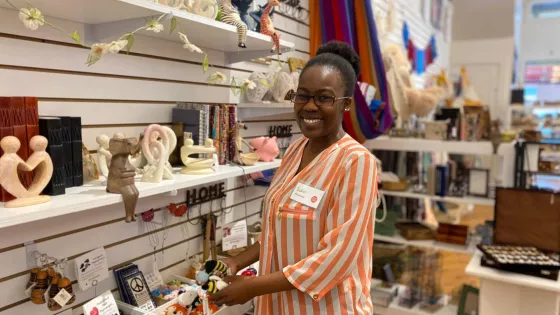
[294,65,349,140]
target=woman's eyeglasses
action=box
[290,93,352,107]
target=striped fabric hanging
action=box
[309,0,392,143]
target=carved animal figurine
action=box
[250,3,275,32]
[219,0,248,48]
[141,124,177,183]
[31,270,48,304]
[248,136,279,162]
[260,0,281,53]
[161,304,189,315]
[107,137,141,223]
[180,135,216,174]
[96,134,111,178]
[234,123,259,166]
[0,136,53,208]
[82,143,100,182]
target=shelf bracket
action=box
[225,46,294,64]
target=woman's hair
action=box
[301,41,360,96]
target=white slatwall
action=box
[0,1,449,314]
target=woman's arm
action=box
[223,242,260,274]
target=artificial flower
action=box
[207,72,227,84]
[178,32,203,54]
[87,43,108,66]
[146,19,164,33]
[107,40,128,54]
[18,7,44,30]
[241,79,256,90]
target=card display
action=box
[123,271,156,311]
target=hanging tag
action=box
[24,282,36,296]
[144,273,163,292]
[74,248,109,291]
[221,220,248,251]
[53,288,72,307]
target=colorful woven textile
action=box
[309,0,392,143]
[403,22,438,74]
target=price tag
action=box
[53,288,73,307]
[74,248,109,291]
[144,272,163,292]
[221,220,248,251]
[24,282,36,296]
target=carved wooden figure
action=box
[219,0,248,48]
[96,134,111,178]
[141,125,176,183]
[180,135,216,174]
[234,123,259,166]
[260,0,281,54]
[0,136,53,208]
[107,137,141,223]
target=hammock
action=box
[310,0,393,143]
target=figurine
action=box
[180,134,216,174]
[260,0,281,54]
[0,136,53,208]
[250,3,275,32]
[30,270,48,304]
[245,71,269,102]
[82,143,100,182]
[219,0,248,48]
[107,137,141,223]
[96,134,111,179]
[234,123,259,166]
[248,136,279,162]
[185,0,219,20]
[271,71,295,102]
[141,124,177,183]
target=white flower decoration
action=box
[178,32,203,54]
[146,19,164,33]
[107,40,128,54]
[241,79,256,90]
[18,8,45,30]
[208,72,227,84]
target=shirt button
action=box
[312,294,318,300]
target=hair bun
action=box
[316,41,361,77]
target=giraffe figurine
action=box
[219,0,248,48]
[260,0,281,54]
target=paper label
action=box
[125,275,154,311]
[24,282,36,296]
[144,272,163,292]
[83,291,119,315]
[75,247,109,291]
[53,288,72,307]
[222,220,248,251]
[290,183,325,208]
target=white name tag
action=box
[290,183,325,208]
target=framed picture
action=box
[457,285,479,315]
[288,57,306,73]
[467,168,489,198]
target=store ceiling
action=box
[452,0,515,40]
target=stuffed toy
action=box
[260,0,281,53]
[219,0,248,48]
[382,44,445,126]
[161,304,189,315]
[196,260,231,285]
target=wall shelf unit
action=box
[365,136,495,155]
[0,0,295,63]
[0,160,281,229]
[374,233,474,255]
[380,189,495,206]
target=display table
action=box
[466,251,560,315]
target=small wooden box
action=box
[435,223,469,246]
[396,222,435,240]
[424,121,449,140]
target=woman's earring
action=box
[344,107,350,112]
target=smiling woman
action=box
[211,41,380,315]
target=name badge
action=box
[290,183,325,208]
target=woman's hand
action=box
[210,276,255,306]
[222,257,238,275]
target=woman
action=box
[212,41,379,314]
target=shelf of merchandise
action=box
[0,160,281,229]
[371,279,458,315]
[466,251,560,293]
[364,136,494,155]
[374,233,474,255]
[0,0,294,63]
[380,189,495,206]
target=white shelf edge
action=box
[380,189,495,206]
[510,104,560,110]
[364,136,495,155]
[466,251,560,292]
[374,233,474,255]
[237,102,293,109]
[0,160,281,229]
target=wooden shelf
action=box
[0,0,294,63]
[364,136,495,155]
[381,189,495,206]
[0,160,281,229]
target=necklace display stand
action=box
[0,135,53,208]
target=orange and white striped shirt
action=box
[256,134,378,315]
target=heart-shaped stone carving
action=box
[0,136,53,208]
